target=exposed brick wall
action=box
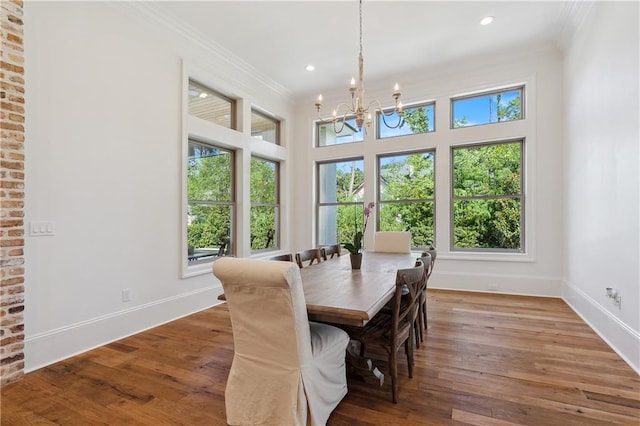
[0,0,25,386]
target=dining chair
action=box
[339,259,425,403]
[212,257,349,426]
[372,231,411,253]
[320,244,342,260]
[415,253,432,346]
[270,253,294,262]
[419,246,437,336]
[295,248,323,268]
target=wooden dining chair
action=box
[320,244,341,260]
[295,248,323,268]
[270,253,294,262]
[339,259,425,403]
[415,253,432,346]
[418,246,437,337]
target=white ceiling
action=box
[153,1,577,97]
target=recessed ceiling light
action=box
[305,64,315,72]
[480,16,494,26]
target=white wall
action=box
[562,1,640,373]
[24,2,293,371]
[292,46,565,298]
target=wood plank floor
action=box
[2,290,639,425]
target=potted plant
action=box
[343,202,375,269]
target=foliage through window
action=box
[251,109,280,144]
[377,102,435,139]
[378,151,435,248]
[188,80,235,129]
[187,141,234,262]
[451,140,523,251]
[317,159,365,247]
[317,115,364,146]
[250,157,279,251]
[451,87,523,128]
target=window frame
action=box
[251,108,281,145]
[188,79,237,130]
[376,149,436,249]
[450,85,524,129]
[250,156,281,252]
[449,139,525,253]
[376,101,436,140]
[316,114,365,147]
[186,139,236,266]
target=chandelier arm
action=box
[367,99,404,129]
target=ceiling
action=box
[152,1,576,98]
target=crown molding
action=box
[108,1,293,100]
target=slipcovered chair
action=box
[373,231,411,253]
[213,257,349,426]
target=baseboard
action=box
[25,285,223,373]
[563,279,640,374]
[430,270,563,297]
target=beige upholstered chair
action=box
[212,257,349,426]
[373,231,411,253]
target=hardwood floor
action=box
[2,290,638,425]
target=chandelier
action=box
[315,0,404,133]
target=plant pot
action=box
[350,253,363,269]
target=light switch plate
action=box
[29,221,55,236]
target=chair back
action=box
[213,258,312,367]
[270,253,294,262]
[373,231,411,253]
[295,248,323,268]
[320,244,341,260]
[421,246,437,279]
[390,259,425,339]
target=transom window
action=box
[378,151,435,248]
[188,80,235,129]
[377,102,435,139]
[317,158,365,246]
[187,141,235,263]
[451,140,524,251]
[251,109,280,144]
[250,157,280,251]
[451,86,523,128]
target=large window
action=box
[250,157,279,251]
[451,140,524,251]
[378,151,435,248]
[251,109,280,144]
[451,86,523,128]
[187,141,235,263]
[188,80,235,129]
[377,102,435,139]
[317,115,365,146]
[317,159,365,247]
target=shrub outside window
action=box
[451,140,524,251]
[378,151,435,248]
[317,159,365,247]
[187,141,235,263]
[317,115,364,147]
[188,80,235,129]
[251,109,280,144]
[451,86,523,128]
[250,157,279,251]
[377,102,435,139]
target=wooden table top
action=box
[300,252,416,326]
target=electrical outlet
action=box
[122,289,131,303]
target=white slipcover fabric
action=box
[213,257,349,426]
[373,231,412,253]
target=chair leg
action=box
[414,317,421,349]
[390,349,398,403]
[405,338,414,379]
[421,293,428,332]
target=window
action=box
[451,140,524,251]
[317,115,364,146]
[250,157,279,251]
[187,141,235,263]
[188,80,235,129]
[378,151,435,248]
[317,159,365,246]
[377,102,435,139]
[451,86,523,128]
[251,109,280,144]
